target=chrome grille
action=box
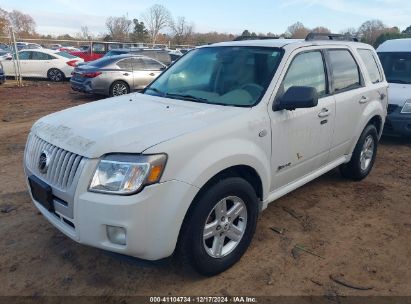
[25,134,83,190]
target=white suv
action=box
[24,34,387,276]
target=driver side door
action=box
[268,50,335,191]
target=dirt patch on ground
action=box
[0,81,410,298]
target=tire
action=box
[110,81,130,97]
[340,124,379,181]
[178,177,258,276]
[47,68,64,82]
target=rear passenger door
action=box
[269,50,335,190]
[325,48,372,160]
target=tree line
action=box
[1,4,410,47]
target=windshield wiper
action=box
[165,93,209,103]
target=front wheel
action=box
[47,68,64,82]
[340,124,378,181]
[178,177,258,276]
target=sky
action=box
[1,0,411,36]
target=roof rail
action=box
[305,32,358,42]
[233,35,279,41]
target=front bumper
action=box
[0,73,5,84]
[383,105,411,137]
[26,158,199,260]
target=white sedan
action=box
[2,49,84,82]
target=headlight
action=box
[401,101,411,114]
[89,154,167,195]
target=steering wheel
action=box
[240,83,264,99]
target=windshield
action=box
[144,46,283,107]
[378,52,411,84]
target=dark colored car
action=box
[0,62,5,84]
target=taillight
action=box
[83,72,102,78]
[66,60,78,67]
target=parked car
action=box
[0,61,5,84]
[24,34,387,276]
[377,39,411,136]
[70,54,166,96]
[50,44,62,50]
[0,50,12,61]
[2,49,83,81]
[16,42,43,50]
[59,46,80,53]
[104,48,172,66]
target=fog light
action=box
[106,225,127,245]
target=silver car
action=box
[70,54,166,96]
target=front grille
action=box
[25,134,83,190]
[387,104,398,114]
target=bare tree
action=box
[357,20,386,45]
[312,26,331,34]
[8,10,36,37]
[170,16,194,45]
[340,27,358,37]
[285,22,310,39]
[142,4,171,44]
[80,26,91,40]
[105,16,132,41]
[0,7,9,36]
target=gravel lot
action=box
[0,81,410,299]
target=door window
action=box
[328,49,361,92]
[130,58,145,70]
[31,52,54,60]
[17,51,31,60]
[281,51,327,98]
[116,58,133,69]
[142,58,164,71]
[358,49,382,84]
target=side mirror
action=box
[275,86,319,111]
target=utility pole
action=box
[9,27,22,86]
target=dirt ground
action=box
[0,81,410,299]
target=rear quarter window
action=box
[358,49,383,84]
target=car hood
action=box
[388,83,411,106]
[31,93,247,158]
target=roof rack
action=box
[233,36,279,41]
[305,32,358,42]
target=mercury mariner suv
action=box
[24,33,388,276]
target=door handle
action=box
[123,73,129,76]
[359,96,369,104]
[318,108,330,118]
[149,73,155,76]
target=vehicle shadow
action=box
[380,135,411,147]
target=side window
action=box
[328,50,361,92]
[18,51,31,60]
[31,52,54,60]
[358,49,382,84]
[131,58,144,70]
[108,43,122,50]
[92,43,106,54]
[116,58,132,69]
[142,58,164,71]
[281,51,327,97]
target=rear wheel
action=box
[47,68,64,82]
[340,124,378,181]
[110,81,130,97]
[178,177,258,276]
